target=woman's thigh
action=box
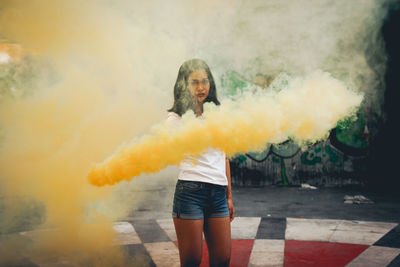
[173,218,204,266]
[204,217,231,266]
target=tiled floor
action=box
[18,217,400,266]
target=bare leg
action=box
[204,217,231,267]
[173,218,204,267]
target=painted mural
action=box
[222,71,370,187]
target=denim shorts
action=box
[172,180,230,220]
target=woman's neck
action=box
[195,103,203,117]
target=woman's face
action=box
[187,69,210,103]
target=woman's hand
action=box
[227,198,235,222]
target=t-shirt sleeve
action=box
[165,112,181,129]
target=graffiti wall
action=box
[230,136,369,187]
[224,71,371,187]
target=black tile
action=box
[374,224,400,248]
[130,220,170,243]
[387,253,400,267]
[120,244,156,267]
[256,217,286,239]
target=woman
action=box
[166,58,234,267]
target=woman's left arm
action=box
[226,157,235,222]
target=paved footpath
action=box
[5,186,400,266]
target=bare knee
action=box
[209,251,230,267]
[174,218,204,267]
[179,245,202,267]
[182,257,202,267]
[210,258,230,267]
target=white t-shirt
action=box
[165,112,228,186]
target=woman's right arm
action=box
[226,157,235,222]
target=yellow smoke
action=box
[88,71,363,186]
[0,0,183,265]
[0,0,384,265]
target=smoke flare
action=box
[88,71,363,186]
[0,0,391,265]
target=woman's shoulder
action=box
[165,112,181,128]
[167,112,181,120]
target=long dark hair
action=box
[168,58,220,116]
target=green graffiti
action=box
[246,144,271,162]
[271,141,300,158]
[223,71,248,96]
[300,151,322,165]
[314,147,322,153]
[336,108,367,149]
[272,156,280,163]
[324,145,339,164]
[236,154,247,165]
[279,158,289,186]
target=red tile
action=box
[284,240,369,267]
[230,239,254,267]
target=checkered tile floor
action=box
[22,217,400,266]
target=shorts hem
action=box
[172,212,229,220]
[172,212,203,220]
[207,212,230,218]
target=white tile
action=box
[231,217,261,239]
[346,246,400,266]
[330,220,398,245]
[248,239,285,267]
[286,218,397,245]
[144,241,180,267]
[112,221,141,245]
[286,218,340,242]
[157,218,177,241]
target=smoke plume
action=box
[0,0,392,265]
